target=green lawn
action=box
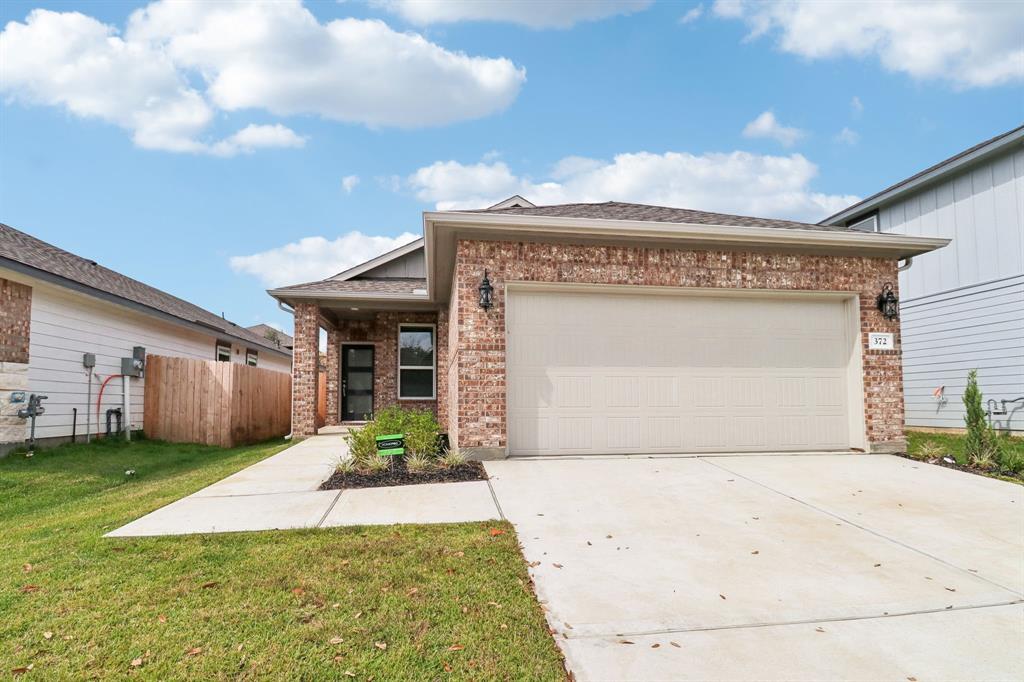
[0,439,564,679]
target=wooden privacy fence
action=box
[144,355,291,447]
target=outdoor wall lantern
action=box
[478,270,494,310]
[876,282,899,320]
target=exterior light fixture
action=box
[876,282,899,320]
[478,270,494,310]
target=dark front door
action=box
[341,344,374,421]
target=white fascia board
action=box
[424,211,949,256]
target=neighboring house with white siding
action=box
[0,223,291,454]
[822,124,1024,432]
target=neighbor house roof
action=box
[0,223,289,356]
[246,324,293,349]
[821,123,1024,226]
[464,201,852,232]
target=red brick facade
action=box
[291,302,320,437]
[450,239,904,453]
[325,311,448,425]
[0,278,31,364]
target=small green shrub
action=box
[342,405,442,473]
[439,448,467,469]
[999,449,1024,475]
[405,453,434,474]
[962,370,1002,466]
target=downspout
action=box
[279,299,295,441]
[898,257,913,272]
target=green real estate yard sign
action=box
[375,434,405,457]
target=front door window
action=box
[342,345,374,421]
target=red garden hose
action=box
[96,374,124,429]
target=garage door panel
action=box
[507,290,856,456]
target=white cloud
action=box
[679,4,705,25]
[0,1,525,154]
[407,150,859,223]
[835,127,859,146]
[211,124,307,157]
[850,95,863,116]
[230,231,420,287]
[713,0,1024,88]
[741,110,805,147]
[375,0,652,29]
[341,175,360,193]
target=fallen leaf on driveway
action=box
[815,627,825,633]
[751,550,759,555]
[651,643,660,649]
[489,528,506,537]
[528,561,541,567]
[719,594,727,600]
[945,587,956,592]
[618,640,634,645]
[670,641,681,648]
[552,563,563,569]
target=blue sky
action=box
[1,0,1022,334]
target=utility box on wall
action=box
[121,346,146,377]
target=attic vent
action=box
[847,214,878,232]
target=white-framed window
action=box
[216,342,232,362]
[246,349,258,367]
[398,323,435,399]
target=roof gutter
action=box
[424,211,950,258]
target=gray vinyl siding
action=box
[877,145,1024,431]
[357,247,425,279]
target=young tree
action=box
[962,369,1000,467]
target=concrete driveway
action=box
[485,454,1024,681]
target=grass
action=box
[0,438,565,679]
[906,430,1024,484]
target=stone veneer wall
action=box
[451,239,905,456]
[0,278,32,448]
[328,311,449,425]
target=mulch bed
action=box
[320,459,488,490]
[894,452,1023,484]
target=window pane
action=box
[347,370,372,391]
[399,327,434,367]
[400,369,434,398]
[346,348,373,368]
[346,394,373,420]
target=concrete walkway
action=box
[484,454,1024,681]
[107,433,501,537]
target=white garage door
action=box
[507,287,859,456]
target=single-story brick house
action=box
[270,198,948,458]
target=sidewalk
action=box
[107,433,501,537]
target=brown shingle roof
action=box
[462,201,852,232]
[271,278,427,296]
[0,222,289,355]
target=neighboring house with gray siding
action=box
[822,125,1024,432]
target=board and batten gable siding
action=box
[354,247,426,279]
[877,144,1024,431]
[23,279,289,441]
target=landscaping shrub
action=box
[962,369,1003,469]
[343,405,442,468]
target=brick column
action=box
[291,302,319,438]
[0,278,31,449]
[325,327,341,426]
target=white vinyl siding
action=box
[506,287,861,456]
[18,278,290,441]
